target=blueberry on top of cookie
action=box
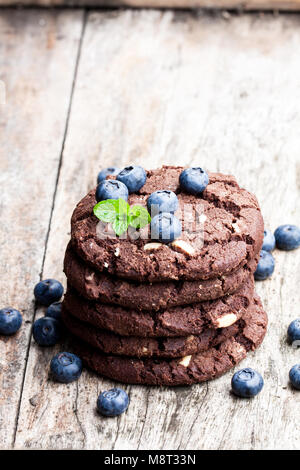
[97,166,120,184]
[117,165,147,193]
[96,179,129,202]
[147,190,179,217]
[150,212,182,244]
[179,167,209,195]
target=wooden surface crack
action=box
[10,10,87,449]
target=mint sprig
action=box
[128,204,151,229]
[93,199,151,236]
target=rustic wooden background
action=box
[1,0,300,11]
[0,8,300,450]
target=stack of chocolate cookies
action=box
[62,166,268,386]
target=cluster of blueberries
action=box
[233,225,300,398]
[0,279,128,416]
[254,226,300,281]
[96,165,209,243]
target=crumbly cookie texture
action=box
[62,300,250,358]
[64,245,259,311]
[63,276,254,338]
[72,295,267,386]
[71,166,264,282]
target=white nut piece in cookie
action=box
[143,242,163,251]
[216,313,237,328]
[178,355,192,367]
[171,239,196,256]
[232,222,241,233]
[186,335,195,343]
[114,247,120,257]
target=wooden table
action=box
[2,0,300,10]
[0,8,299,450]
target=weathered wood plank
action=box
[14,10,300,449]
[1,0,300,12]
[0,9,84,449]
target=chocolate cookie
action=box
[62,305,243,358]
[64,246,258,311]
[72,295,267,385]
[63,277,254,337]
[70,166,263,282]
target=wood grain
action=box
[0,9,84,449]
[1,0,300,11]
[1,9,300,449]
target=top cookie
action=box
[71,166,263,282]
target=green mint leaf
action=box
[93,198,129,224]
[116,198,130,218]
[128,205,151,229]
[93,199,150,236]
[112,214,129,236]
[93,199,118,223]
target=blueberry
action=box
[254,250,275,281]
[117,166,146,193]
[0,307,22,335]
[262,229,275,252]
[97,167,120,184]
[274,224,300,251]
[97,388,129,417]
[50,352,82,383]
[34,279,64,306]
[179,167,209,195]
[33,317,61,346]
[150,212,182,244]
[287,319,300,346]
[147,190,179,217]
[95,179,129,202]
[289,364,300,390]
[231,368,264,398]
[46,302,62,321]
